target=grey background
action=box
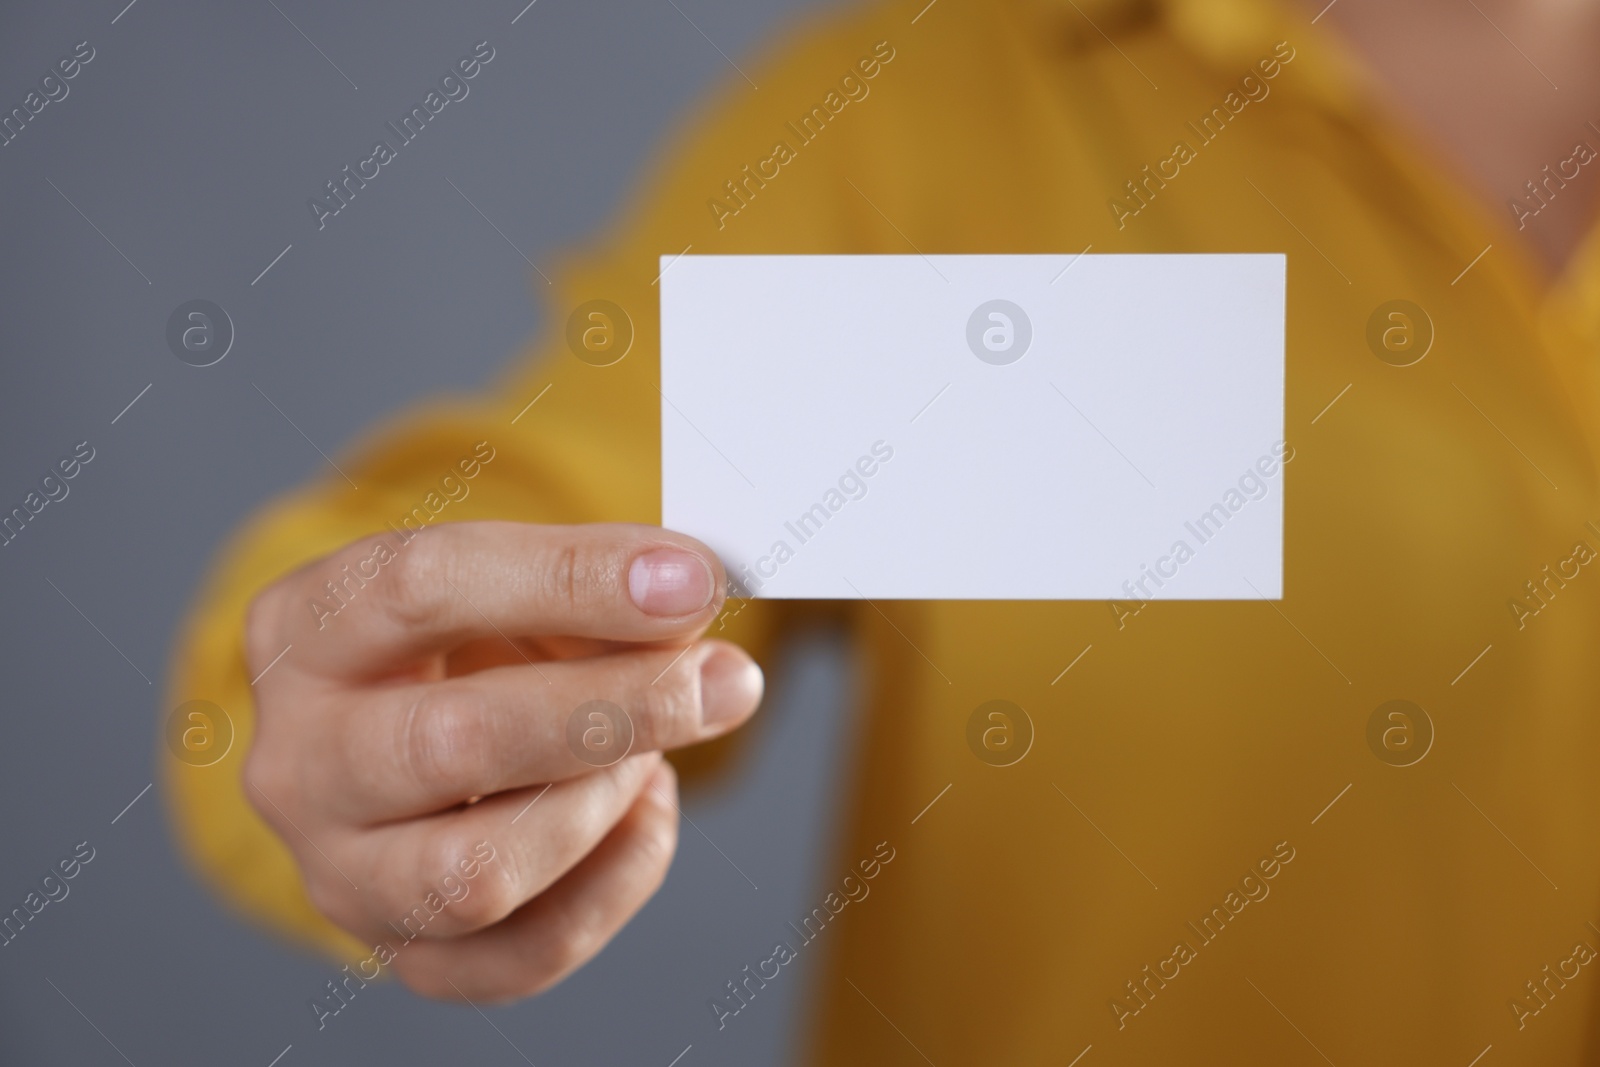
[0,1,862,1063]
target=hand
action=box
[241,521,762,1002]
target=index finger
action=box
[261,521,727,679]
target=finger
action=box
[390,761,681,1002]
[265,521,727,679]
[328,639,762,821]
[352,752,663,939]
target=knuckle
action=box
[370,863,451,935]
[455,850,522,929]
[303,874,360,931]
[634,664,700,747]
[544,542,582,613]
[538,538,619,616]
[417,830,518,930]
[538,917,597,985]
[243,582,292,675]
[360,879,412,929]
[381,535,447,628]
[401,687,487,796]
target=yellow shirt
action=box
[166,0,1600,1062]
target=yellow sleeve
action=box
[160,1,899,959]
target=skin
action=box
[243,522,763,1001]
[248,0,1600,1006]
[1307,0,1600,273]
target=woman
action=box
[167,0,1600,1061]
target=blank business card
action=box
[660,254,1286,600]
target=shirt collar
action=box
[1019,0,1600,319]
[1017,0,1374,117]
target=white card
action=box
[660,254,1286,600]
